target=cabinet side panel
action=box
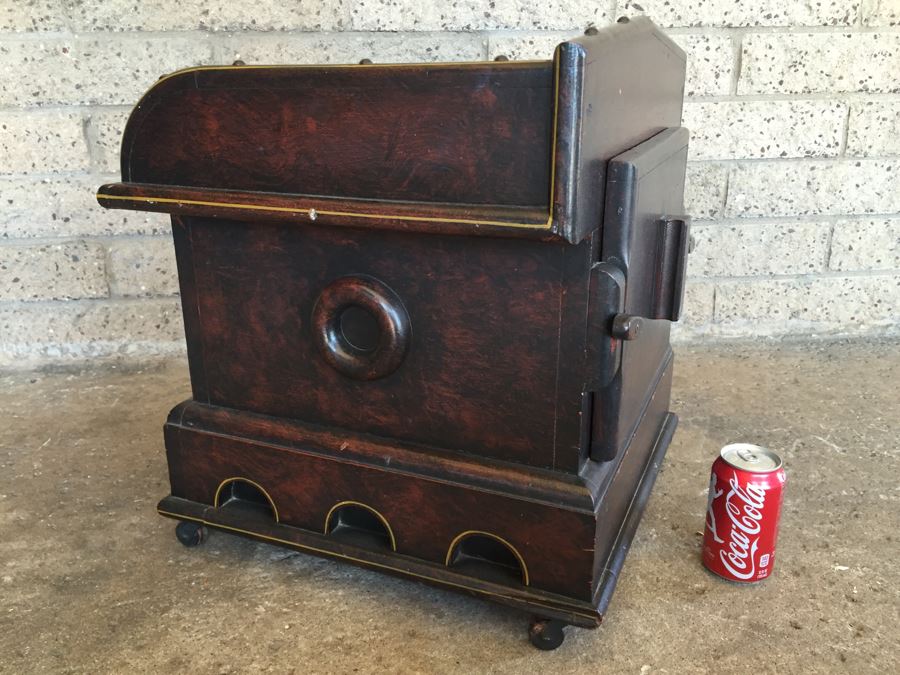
[553,18,685,243]
[171,216,208,402]
[185,218,567,469]
[126,64,554,208]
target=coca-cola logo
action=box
[718,475,767,580]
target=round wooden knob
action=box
[312,275,410,380]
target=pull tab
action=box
[651,216,691,321]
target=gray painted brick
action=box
[688,222,829,277]
[65,0,348,32]
[348,1,614,31]
[847,101,900,157]
[862,0,900,25]
[0,36,216,106]
[0,1,67,31]
[88,108,131,173]
[487,32,574,61]
[107,238,179,298]
[726,160,900,218]
[221,32,486,65]
[0,112,88,174]
[739,32,900,94]
[0,4,897,356]
[621,0,859,26]
[830,218,900,271]
[680,280,716,325]
[1,177,170,239]
[0,298,184,369]
[0,240,107,301]
[714,276,899,336]
[486,32,734,97]
[684,101,845,160]
[670,280,715,341]
[64,178,171,238]
[685,162,728,220]
[672,34,734,97]
[11,0,345,33]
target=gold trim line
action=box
[96,193,553,230]
[157,509,591,621]
[105,46,564,234]
[323,500,397,552]
[548,50,560,215]
[151,60,551,89]
[213,477,280,523]
[444,529,530,586]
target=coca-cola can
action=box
[702,443,786,583]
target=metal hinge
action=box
[585,262,627,391]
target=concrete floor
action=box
[1,341,898,674]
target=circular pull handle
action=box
[312,275,411,380]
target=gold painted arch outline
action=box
[444,530,530,586]
[324,500,397,552]
[213,477,280,523]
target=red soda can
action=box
[702,443,786,583]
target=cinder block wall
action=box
[1,2,899,368]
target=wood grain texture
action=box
[178,215,582,468]
[95,17,690,630]
[552,18,686,243]
[168,399,596,512]
[158,403,677,619]
[592,128,689,461]
[96,183,556,240]
[165,417,597,599]
[122,63,554,208]
[101,17,684,245]
[156,495,605,628]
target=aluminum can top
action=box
[719,443,783,473]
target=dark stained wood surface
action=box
[95,17,690,633]
[165,414,598,599]
[123,62,554,207]
[592,128,689,462]
[170,217,208,402]
[106,17,685,246]
[591,358,673,593]
[180,215,572,469]
[168,399,596,512]
[158,404,677,619]
[549,234,597,472]
[552,18,686,243]
[157,496,604,628]
[96,182,556,240]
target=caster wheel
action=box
[175,521,207,547]
[528,617,566,651]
